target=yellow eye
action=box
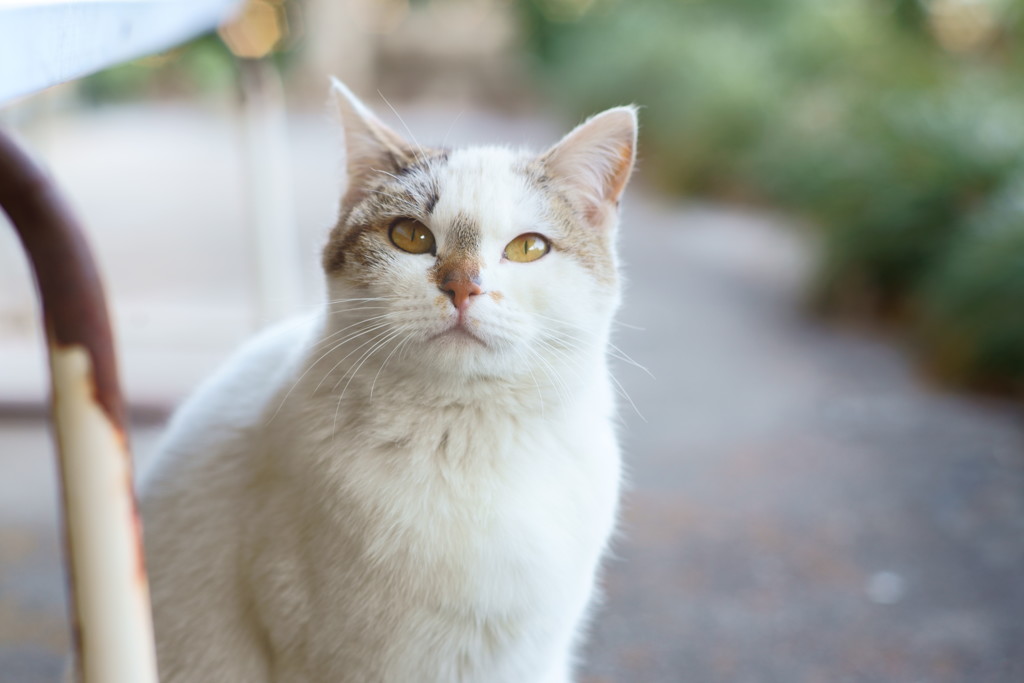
[389,218,435,254]
[504,233,550,263]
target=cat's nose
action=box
[440,277,483,311]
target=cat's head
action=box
[321,79,637,385]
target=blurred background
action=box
[1,0,1023,681]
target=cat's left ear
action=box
[540,106,638,228]
[329,77,420,209]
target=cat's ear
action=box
[541,106,638,227]
[330,77,419,207]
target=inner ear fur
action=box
[541,106,638,226]
[330,77,422,209]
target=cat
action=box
[138,79,637,683]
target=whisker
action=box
[368,189,421,214]
[319,305,394,323]
[370,168,404,183]
[333,329,405,437]
[309,313,399,354]
[609,373,646,423]
[322,296,401,304]
[315,325,397,394]
[334,328,404,394]
[440,109,465,150]
[377,91,429,164]
[370,330,415,399]
[325,304,393,312]
[525,364,545,418]
[547,328,653,379]
[606,345,655,379]
[533,336,642,422]
[536,357,571,407]
[530,341,575,406]
[266,320,397,422]
[531,312,653,379]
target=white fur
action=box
[140,94,635,683]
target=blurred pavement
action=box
[1,103,1022,682]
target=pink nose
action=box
[441,278,482,311]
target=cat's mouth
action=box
[430,324,486,346]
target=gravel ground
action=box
[1,104,1022,682]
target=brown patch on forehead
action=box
[323,220,373,273]
[429,212,482,288]
[329,228,397,289]
[445,212,480,254]
[519,160,617,287]
[423,187,440,215]
[322,150,449,274]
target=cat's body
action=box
[140,82,637,683]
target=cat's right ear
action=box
[330,77,418,208]
[540,106,638,229]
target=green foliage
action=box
[522,0,1024,394]
[786,84,1022,315]
[522,0,941,194]
[918,181,1024,393]
[79,35,237,103]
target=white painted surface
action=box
[0,0,240,106]
[49,344,157,683]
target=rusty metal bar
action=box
[0,127,158,683]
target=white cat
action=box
[139,80,637,683]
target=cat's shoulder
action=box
[141,315,320,485]
[181,314,318,422]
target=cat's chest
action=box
[253,400,620,676]
[296,407,617,600]
[345,418,578,552]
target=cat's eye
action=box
[504,233,550,263]
[389,218,435,255]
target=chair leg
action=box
[0,127,158,683]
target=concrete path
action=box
[1,103,1022,682]
[585,201,1024,682]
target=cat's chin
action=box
[429,326,487,347]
